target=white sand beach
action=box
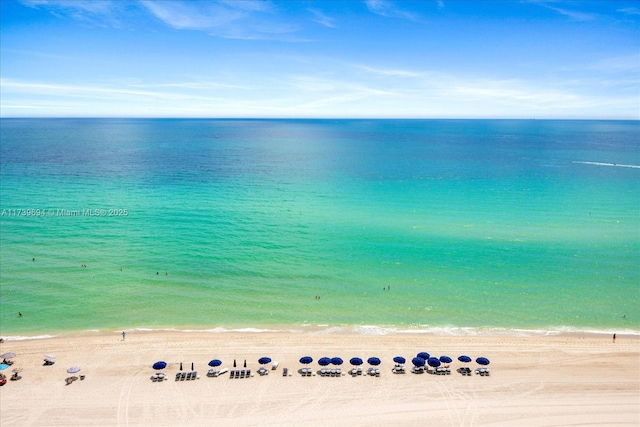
[0,331,638,426]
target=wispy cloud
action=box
[364,0,421,21]
[356,64,422,78]
[529,1,597,21]
[588,54,640,73]
[140,0,300,40]
[309,8,337,28]
[617,7,640,16]
[19,0,125,27]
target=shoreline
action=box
[1,329,638,426]
[2,323,639,342]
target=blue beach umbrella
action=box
[417,352,430,360]
[412,357,425,367]
[208,359,222,367]
[349,357,363,366]
[318,357,331,366]
[427,357,441,368]
[393,356,406,364]
[331,357,343,366]
[299,356,313,365]
[367,357,381,366]
[258,357,272,365]
[439,356,452,364]
[476,357,490,366]
[458,355,472,363]
[152,361,167,370]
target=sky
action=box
[0,0,639,118]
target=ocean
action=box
[0,119,638,337]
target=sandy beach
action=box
[0,331,638,426]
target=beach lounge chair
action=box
[217,368,228,377]
[180,372,187,380]
[271,361,279,370]
[230,370,236,379]
[282,367,288,377]
[246,369,251,377]
[192,371,198,379]
[175,372,181,381]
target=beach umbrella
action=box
[44,354,56,361]
[439,356,452,364]
[458,355,472,363]
[11,367,23,374]
[367,357,381,366]
[152,361,167,370]
[393,356,406,364]
[208,359,222,367]
[331,357,343,366]
[299,356,313,365]
[67,366,81,374]
[417,352,430,360]
[258,357,272,365]
[412,357,425,367]
[0,364,9,371]
[476,357,490,366]
[1,352,16,360]
[349,357,363,366]
[427,357,441,368]
[318,357,331,367]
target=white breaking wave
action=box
[573,161,640,169]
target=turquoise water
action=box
[1,119,638,336]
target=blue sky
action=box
[1,0,638,118]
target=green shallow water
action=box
[1,119,638,336]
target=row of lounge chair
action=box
[475,367,490,376]
[434,367,451,375]
[349,367,363,376]
[150,373,167,382]
[318,368,342,377]
[299,368,313,376]
[174,371,198,381]
[457,367,473,376]
[206,368,229,377]
[229,370,251,379]
[392,364,406,374]
[367,368,381,377]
